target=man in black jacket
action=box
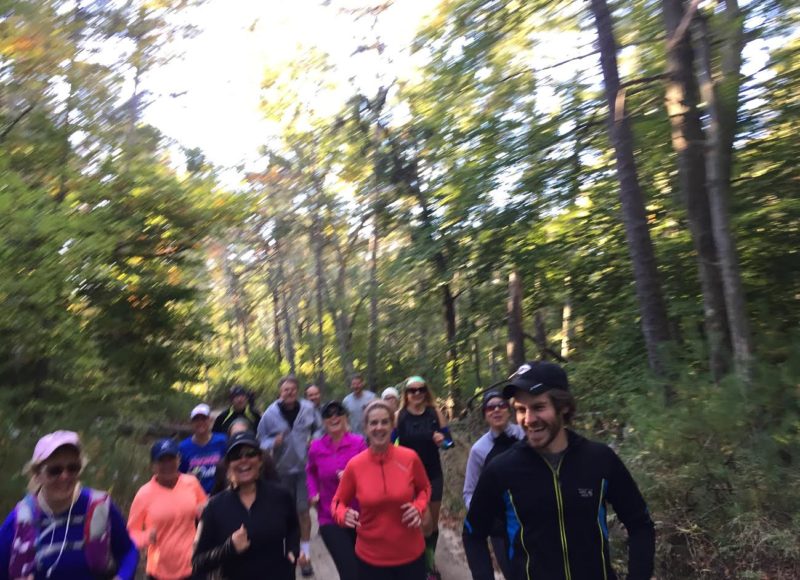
[463,361,655,580]
[212,385,261,434]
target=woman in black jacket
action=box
[193,432,299,579]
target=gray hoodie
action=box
[257,398,321,475]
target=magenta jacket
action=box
[306,432,366,525]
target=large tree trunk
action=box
[589,0,673,387]
[507,270,525,371]
[693,3,752,381]
[662,0,731,380]
[366,217,380,390]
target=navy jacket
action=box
[463,430,655,580]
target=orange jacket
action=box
[332,445,431,567]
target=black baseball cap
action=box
[502,361,569,399]
[481,390,505,411]
[226,431,260,458]
[229,385,247,398]
[321,400,346,419]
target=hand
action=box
[336,469,344,480]
[310,494,320,508]
[287,551,296,564]
[231,524,250,553]
[400,503,422,528]
[148,528,157,545]
[343,508,361,528]
[298,552,310,568]
[432,432,445,446]
[274,432,284,447]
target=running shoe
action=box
[300,562,314,577]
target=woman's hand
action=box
[400,503,422,528]
[287,551,296,564]
[310,494,320,508]
[343,508,361,528]
[432,432,445,447]
[231,524,250,553]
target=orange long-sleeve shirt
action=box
[332,444,431,567]
[128,474,207,580]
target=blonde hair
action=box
[363,400,395,427]
[400,378,436,411]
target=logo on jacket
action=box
[578,488,594,498]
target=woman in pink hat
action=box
[0,430,138,580]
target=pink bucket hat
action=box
[31,430,81,466]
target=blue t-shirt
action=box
[179,433,228,494]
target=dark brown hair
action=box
[548,389,576,425]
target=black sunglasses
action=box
[485,401,509,412]
[229,448,260,461]
[407,386,428,395]
[44,462,82,478]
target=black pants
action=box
[491,535,515,580]
[356,554,426,580]
[319,524,358,580]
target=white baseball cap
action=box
[381,387,399,400]
[190,403,211,419]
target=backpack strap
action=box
[83,489,113,575]
[8,494,40,578]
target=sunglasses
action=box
[44,462,82,478]
[229,448,260,461]
[406,386,428,395]
[485,402,509,412]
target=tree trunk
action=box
[692,3,752,381]
[274,243,296,373]
[442,283,459,395]
[270,278,283,364]
[366,217,380,390]
[507,270,525,371]
[534,310,548,358]
[312,236,326,386]
[561,276,574,360]
[589,0,673,387]
[662,0,731,380]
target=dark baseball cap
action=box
[481,390,505,411]
[321,400,346,419]
[151,438,179,461]
[502,361,569,399]
[226,431,260,458]
[229,385,247,398]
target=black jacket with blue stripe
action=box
[463,430,655,580]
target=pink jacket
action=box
[306,433,366,525]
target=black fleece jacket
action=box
[193,479,299,580]
[463,430,655,580]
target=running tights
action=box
[356,554,426,580]
[319,524,358,580]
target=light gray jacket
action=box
[257,399,322,475]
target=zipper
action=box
[379,458,387,493]
[542,455,572,580]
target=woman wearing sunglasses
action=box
[0,430,138,580]
[462,391,525,579]
[333,400,431,579]
[305,400,366,580]
[395,376,453,580]
[127,439,207,580]
[193,431,299,580]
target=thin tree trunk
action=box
[442,283,459,395]
[473,336,482,387]
[274,243,296,373]
[312,233,326,386]
[507,270,525,371]
[366,218,380,389]
[590,0,673,389]
[534,310,548,358]
[561,276,574,360]
[693,4,752,381]
[490,326,500,381]
[271,281,283,364]
[663,0,731,380]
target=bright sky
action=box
[144,0,433,180]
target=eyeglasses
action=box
[406,386,427,395]
[229,448,260,461]
[485,402,509,412]
[44,462,82,478]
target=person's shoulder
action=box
[179,436,195,450]
[393,444,421,462]
[470,431,493,453]
[342,392,354,403]
[211,433,228,445]
[344,432,366,447]
[178,473,202,489]
[365,390,377,400]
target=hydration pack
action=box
[8,489,113,578]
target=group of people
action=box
[0,361,656,580]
